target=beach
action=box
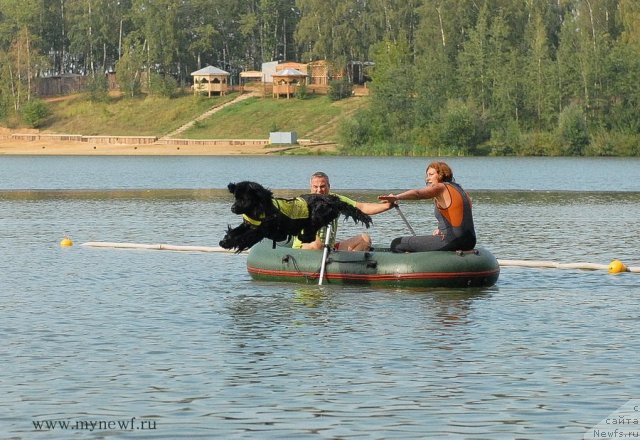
[0,137,282,155]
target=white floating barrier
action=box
[498,259,639,273]
[81,241,245,253]
[80,242,637,273]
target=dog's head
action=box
[227,181,273,216]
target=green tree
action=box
[412,47,455,133]
[523,5,557,130]
[435,99,488,155]
[415,0,478,65]
[487,14,524,128]
[116,36,144,97]
[618,0,640,47]
[412,0,459,135]
[556,12,582,113]
[328,78,352,101]
[0,0,48,118]
[37,0,67,75]
[295,0,346,62]
[602,0,640,135]
[149,72,178,98]
[571,0,617,126]
[67,0,99,74]
[604,43,640,134]
[129,0,180,87]
[368,38,416,145]
[1,27,49,113]
[92,0,133,72]
[85,73,109,101]
[457,2,490,113]
[368,0,421,50]
[21,98,50,128]
[557,103,589,155]
[182,0,225,72]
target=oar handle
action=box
[394,204,416,236]
[318,224,332,285]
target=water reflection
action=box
[427,289,493,327]
[292,287,328,308]
[224,284,494,345]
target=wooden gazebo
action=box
[307,60,331,86]
[239,70,263,93]
[272,68,307,99]
[191,66,230,97]
[276,62,308,75]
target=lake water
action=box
[1,155,639,439]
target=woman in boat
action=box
[378,161,476,253]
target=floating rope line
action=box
[498,259,639,273]
[81,241,244,253]
[81,242,637,274]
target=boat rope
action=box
[283,253,316,284]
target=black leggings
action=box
[390,234,476,253]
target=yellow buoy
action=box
[608,259,627,274]
[60,236,73,247]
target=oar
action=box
[394,204,416,236]
[318,224,332,285]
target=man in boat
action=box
[292,171,393,251]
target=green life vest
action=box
[242,197,310,226]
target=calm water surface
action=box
[1,155,639,439]
[1,155,639,191]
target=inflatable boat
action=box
[246,241,500,288]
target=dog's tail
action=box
[331,197,373,227]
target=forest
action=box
[1,0,639,156]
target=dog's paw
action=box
[298,229,318,243]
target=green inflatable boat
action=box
[246,241,500,288]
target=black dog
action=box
[219,181,373,252]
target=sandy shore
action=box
[0,138,287,155]
[0,129,336,156]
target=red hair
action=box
[427,161,454,182]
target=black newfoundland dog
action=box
[219,181,373,252]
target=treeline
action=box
[341,0,640,156]
[1,0,639,156]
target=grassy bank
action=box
[27,92,369,143]
[43,93,235,136]
[181,95,368,142]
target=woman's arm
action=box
[378,184,443,203]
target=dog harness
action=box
[242,197,310,226]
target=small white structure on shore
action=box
[269,132,298,144]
